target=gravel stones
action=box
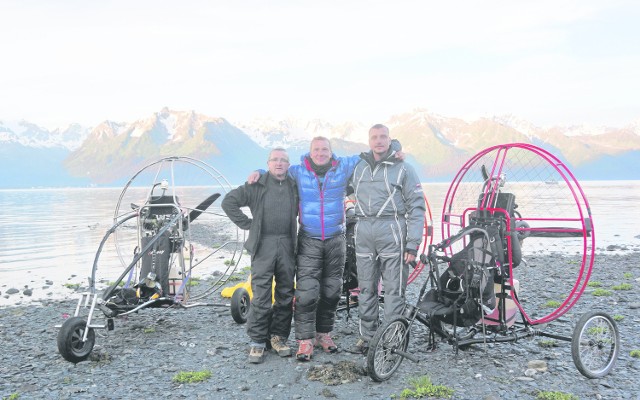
[0,252,639,399]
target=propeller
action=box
[188,193,221,223]
[481,164,489,182]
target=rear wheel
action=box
[57,317,95,363]
[367,315,411,382]
[231,288,251,324]
[571,311,620,378]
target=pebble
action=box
[527,360,548,372]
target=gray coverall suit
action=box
[350,150,426,341]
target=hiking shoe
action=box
[346,338,369,355]
[296,339,314,361]
[248,346,265,364]
[270,336,292,357]
[315,332,338,353]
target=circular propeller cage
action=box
[91,156,245,302]
[441,143,595,324]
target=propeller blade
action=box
[188,193,221,222]
[481,164,489,182]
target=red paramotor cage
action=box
[440,143,595,325]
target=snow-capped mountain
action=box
[0,120,89,150]
[233,117,369,151]
[1,107,639,188]
[63,108,267,185]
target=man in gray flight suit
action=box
[347,124,426,354]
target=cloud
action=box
[0,0,638,128]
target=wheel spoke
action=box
[71,329,85,348]
[573,313,619,377]
[373,321,407,376]
[582,318,614,373]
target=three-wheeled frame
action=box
[56,157,248,362]
[366,144,620,381]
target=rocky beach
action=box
[1,248,639,400]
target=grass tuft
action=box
[536,391,578,400]
[587,326,607,335]
[393,375,454,399]
[611,283,632,291]
[172,370,212,384]
[63,283,80,290]
[544,300,561,308]
[592,288,612,296]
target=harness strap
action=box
[375,164,404,217]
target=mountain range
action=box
[1,107,639,188]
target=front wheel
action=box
[57,317,96,363]
[571,310,620,378]
[230,288,251,324]
[367,315,411,382]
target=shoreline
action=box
[2,244,638,309]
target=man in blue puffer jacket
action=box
[289,136,360,360]
[249,136,401,361]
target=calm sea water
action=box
[0,181,639,305]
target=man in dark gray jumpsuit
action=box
[347,124,426,354]
[222,148,298,364]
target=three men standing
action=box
[227,124,425,363]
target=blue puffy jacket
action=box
[290,153,360,240]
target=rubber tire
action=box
[231,288,251,324]
[571,310,620,378]
[57,316,95,363]
[367,315,411,382]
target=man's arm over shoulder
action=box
[221,184,253,230]
[287,163,301,180]
[390,138,401,152]
[401,163,426,253]
[249,163,298,184]
[336,154,362,177]
[338,138,401,175]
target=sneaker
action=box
[315,332,338,353]
[270,336,292,357]
[296,339,314,361]
[248,346,265,364]
[346,338,369,355]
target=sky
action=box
[2,0,640,130]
